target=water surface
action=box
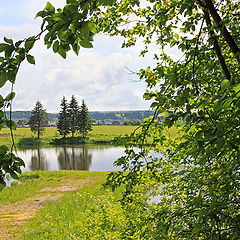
[16,145,125,173]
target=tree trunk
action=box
[37,124,40,139]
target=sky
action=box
[0,0,159,113]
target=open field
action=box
[1,125,179,148]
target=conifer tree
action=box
[78,99,92,138]
[67,95,79,138]
[57,96,69,138]
[29,101,49,139]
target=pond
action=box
[16,145,125,173]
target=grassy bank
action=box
[1,125,179,148]
[0,171,116,239]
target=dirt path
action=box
[0,177,94,240]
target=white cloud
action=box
[0,0,152,112]
[23,0,67,20]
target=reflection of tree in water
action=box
[57,146,92,170]
[30,148,49,171]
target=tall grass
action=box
[21,183,125,240]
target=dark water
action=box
[15,145,125,173]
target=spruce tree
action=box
[78,99,92,138]
[29,101,49,139]
[57,96,70,138]
[67,95,79,138]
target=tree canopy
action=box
[100,1,240,238]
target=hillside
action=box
[5,110,154,124]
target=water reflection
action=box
[57,147,92,170]
[30,148,48,171]
[16,144,123,172]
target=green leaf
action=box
[0,43,9,53]
[72,43,80,55]
[79,39,93,48]
[45,2,55,13]
[35,10,48,19]
[25,37,35,51]
[5,92,16,101]
[4,45,15,59]
[58,45,67,59]
[26,55,36,65]
[0,145,8,155]
[221,79,230,91]
[63,5,71,17]
[9,170,19,180]
[15,157,25,167]
[0,73,7,88]
[7,70,17,84]
[15,40,23,48]
[58,30,68,41]
[53,40,59,53]
[51,13,63,21]
[4,37,13,45]
[88,22,96,33]
[0,95,4,108]
[80,23,89,37]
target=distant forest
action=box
[5,110,155,125]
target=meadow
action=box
[0,171,123,239]
[1,125,179,148]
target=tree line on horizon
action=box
[28,95,92,139]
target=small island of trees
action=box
[28,95,92,144]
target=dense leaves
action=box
[98,0,240,239]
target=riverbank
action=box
[0,171,123,239]
[1,125,179,148]
[0,126,137,148]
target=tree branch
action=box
[204,0,240,66]
[205,11,231,81]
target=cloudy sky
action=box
[0,0,161,112]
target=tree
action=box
[57,96,70,138]
[99,0,240,238]
[78,99,92,138]
[67,95,79,138]
[29,101,49,139]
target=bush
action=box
[18,137,43,146]
[50,136,88,145]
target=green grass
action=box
[0,126,138,148]
[20,175,125,239]
[1,125,180,148]
[0,171,108,205]
[1,171,121,239]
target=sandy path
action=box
[0,177,93,240]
